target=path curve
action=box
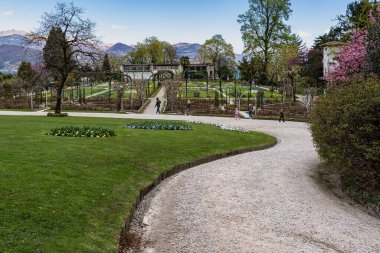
[130,118,380,252]
[0,111,379,252]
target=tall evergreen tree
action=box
[180,56,191,79]
[43,27,75,112]
[17,61,38,91]
[102,54,111,73]
[238,56,260,86]
[102,53,111,82]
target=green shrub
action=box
[310,79,380,193]
[47,126,116,137]
[124,120,192,130]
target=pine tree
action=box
[102,54,111,73]
[43,27,74,113]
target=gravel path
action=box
[131,119,380,253]
[143,86,166,114]
[1,111,379,252]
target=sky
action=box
[0,0,354,52]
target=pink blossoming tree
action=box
[326,30,369,82]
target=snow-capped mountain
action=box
[0,34,30,47]
[0,29,27,37]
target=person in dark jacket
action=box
[185,100,191,115]
[279,109,285,122]
[155,98,161,114]
[248,104,254,119]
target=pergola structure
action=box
[120,63,216,81]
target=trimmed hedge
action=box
[124,120,192,130]
[47,113,68,117]
[47,126,116,137]
[310,79,380,193]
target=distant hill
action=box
[0,34,29,47]
[106,43,134,57]
[105,42,202,62]
[0,33,44,72]
[0,45,41,71]
[174,43,201,62]
[0,29,27,37]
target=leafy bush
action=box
[0,98,30,109]
[48,126,116,137]
[310,79,380,193]
[124,120,192,130]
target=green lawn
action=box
[0,116,276,252]
[62,81,158,100]
[181,82,288,100]
[179,87,216,98]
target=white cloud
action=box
[298,30,312,39]
[111,24,128,30]
[0,10,13,17]
[298,30,314,48]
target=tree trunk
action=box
[55,85,63,114]
[219,78,223,100]
[55,76,67,114]
[263,40,269,87]
[248,80,252,105]
[206,77,209,96]
[108,78,112,99]
[117,89,123,112]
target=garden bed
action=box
[164,98,307,119]
[125,120,192,130]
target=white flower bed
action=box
[187,120,250,133]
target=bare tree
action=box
[163,80,182,112]
[299,87,315,117]
[133,79,149,106]
[29,2,100,114]
[114,82,127,112]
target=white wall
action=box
[323,46,343,77]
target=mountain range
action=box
[0,30,242,73]
[105,42,202,61]
[106,43,134,57]
[0,33,42,72]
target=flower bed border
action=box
[124,120,192,131]
[47,126,116,137]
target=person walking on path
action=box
[185,100,191,116]
[279,109,285,122]
[248,104,254,119]
[235,107,240,120]
[155,98,161,114]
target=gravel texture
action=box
[1,111,379,253]
[131,119,380,253]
